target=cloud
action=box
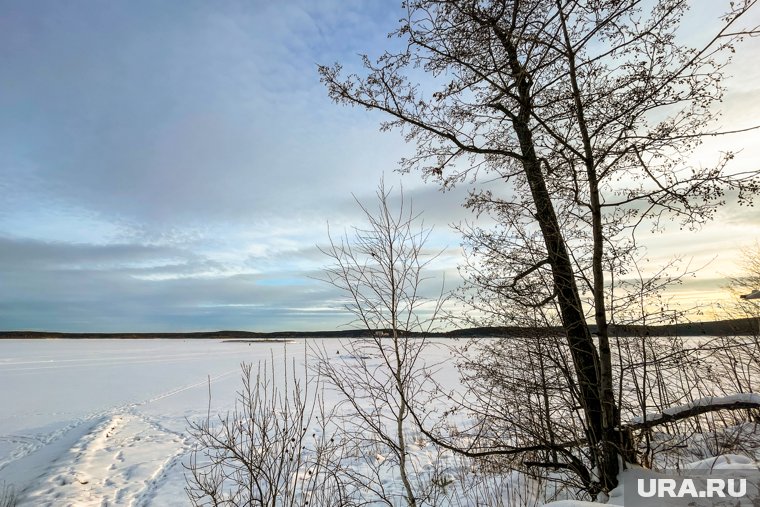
[0,0,412,227]
[0,0,757,331]
[0,235,347,332]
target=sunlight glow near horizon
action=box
[0,1,758,332]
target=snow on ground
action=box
[0,338,464,506]
[0,338,318,506]
[2,338,760,506]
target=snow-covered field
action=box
[0,338,334,506]
[3,338,759,506]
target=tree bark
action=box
[556,3,620,488]
[499,27,605,477]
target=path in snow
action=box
[0,338,299,506]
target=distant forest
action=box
[2,317,757,339]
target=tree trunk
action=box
[557,4,621,486]
[501,32,606,484]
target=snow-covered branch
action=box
[626,393,760,430]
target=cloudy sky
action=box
[1,1,758,332]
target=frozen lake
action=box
[3,336,754,506]
[0,338,323,506]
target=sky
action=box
[0,1,758,332]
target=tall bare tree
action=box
[320,0,760,493]
[316,181,446,506]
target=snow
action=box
[542,502,608,507]
[682,453,757,469]
[0,338,305,505]
[2,338,760,506]
[629,393,760,425]
[0,338,467,506]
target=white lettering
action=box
[706,478,726,498]
[634,477,748,500]
[677,479,698,497]
[638,478,657,498]
[660,478,677,497]
[727,478,746,498]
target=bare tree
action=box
[734,242,760,293]
[320,0,760,493]
[728,241,760,330]
[185,356,350,507]
[316,180,446,506]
